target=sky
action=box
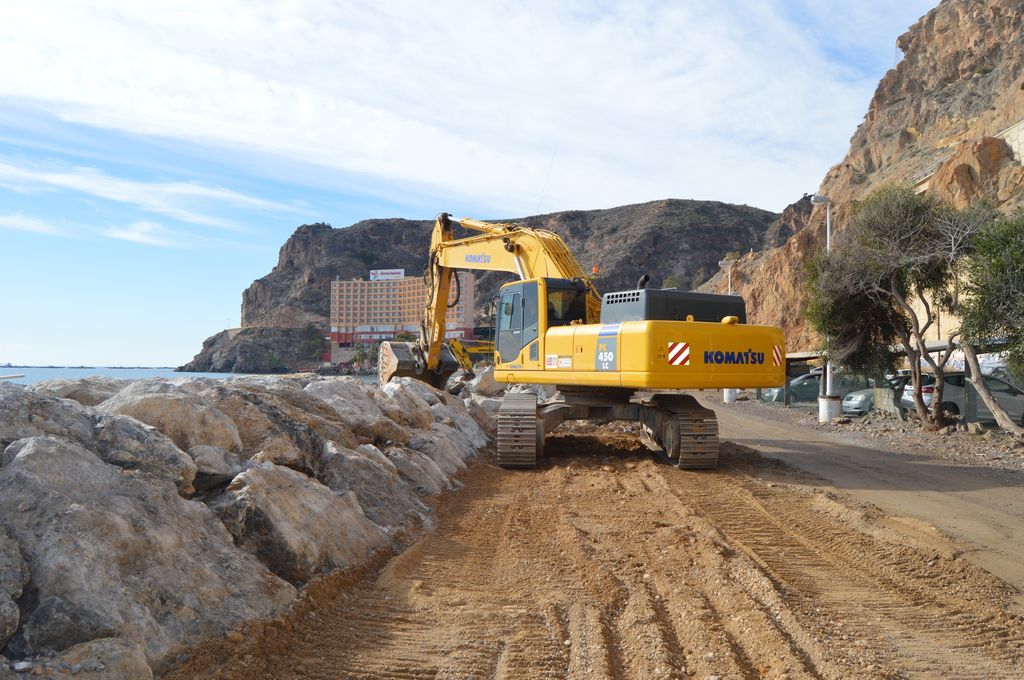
[0,0,935,366]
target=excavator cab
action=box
[496,278,591,366]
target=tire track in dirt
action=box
[664,448,1024,678]
[166,426,1024,679]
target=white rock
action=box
[407,426,472,477]
[98,381,242,453]
[200,382,358,474]
[470,395,503,416]
[212,462,388,585]
[0,437,295,672]
[316,442,428,529]
[305,378,408,442]
[507,382,555,400]
[376,380,435,430]
[187,445,243,490]
[27,377,130,407]
[0,384,197,496]
[430,398,487,451]
[383,446,449,495]
[465,368,505,397]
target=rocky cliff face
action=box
[701,0,1024,350]
[185,200,779,372]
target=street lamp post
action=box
[718,258,738,403]
[717,259,733,295]
[811,193,838,422]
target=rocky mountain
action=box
[184,199,781,372]
[701,0,1024,350]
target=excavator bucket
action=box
[378,341,459,389]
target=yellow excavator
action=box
[379,213,786,469]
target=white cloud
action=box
[101,220,184,247]
[0,0,934,213]
[0,158,305,229]
[0,213,66,236]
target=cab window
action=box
[497,281,538,362]
[547,286,587,327]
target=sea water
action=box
[1,367,377,385]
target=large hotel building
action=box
[329,269,475,346]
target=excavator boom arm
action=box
[379,213,600,386]
[422,214,600,371]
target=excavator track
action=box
[496,393,540,469]
[640,394,720,469]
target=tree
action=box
[958,209,1024,439]
[806,186,971,428]
[299,323,328,362]
[661,275,683,289]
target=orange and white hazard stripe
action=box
[668,341,690,366]
[772,344,783,366]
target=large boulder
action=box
[375,380,435,430]
[464,368,505,397]
[304,378,408,442]
[187,445,243,491]
[0,384,196,496]
[0,530,28,651]
[27,377,130,407]
[97,381,242,453]
[316,442,428,529]
[0,437,295,672]
[382,446,450,496]
[199,381,358,473]
[406,428,472,477]
[1,637,153,679]
[211,462,388,585]
[430,399,487,451]
[386,378,487,449]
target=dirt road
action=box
[170,424,1024,679]
[708,399,1024,597]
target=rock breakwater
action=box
[0,374,490,676]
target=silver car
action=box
[842,375,909,416]
[841,388,873,416]
[900,372,1024,423]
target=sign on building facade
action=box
[369,268,405,281]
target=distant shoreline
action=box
[3,365,177,370]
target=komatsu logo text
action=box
[464,254,491,263]
[704,349,765,365]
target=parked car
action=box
[842,374,908,416]
[761,373,819,403]
[763,373,872,404]
[899,371,1024,423]
[841,388,873,416]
